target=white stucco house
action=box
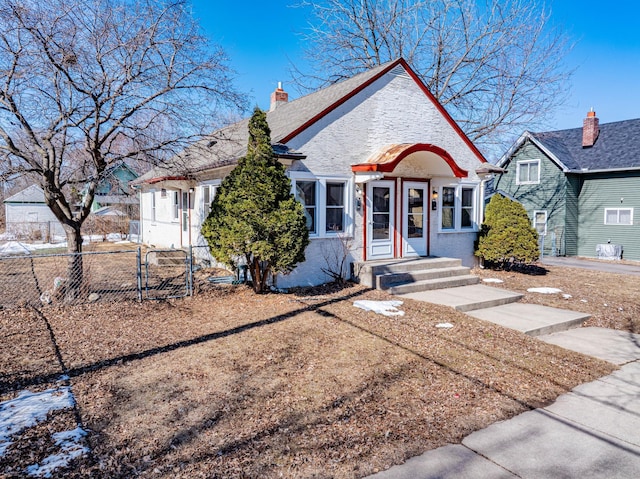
[134,59,496,288]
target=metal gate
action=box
[144,249,191,299]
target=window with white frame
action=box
[202,185,215,218]
[326,182,345,232]
[440,184,478,231]
[533,210,547,235]
[516,159,540,185]
[441,187,456,229]
[604,208,633,225]
[295,180,317,234]
[172,191,179,220]
[151,191,156,222]
[292,176,349,237]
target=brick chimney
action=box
[582,109,599,147]
[270,82,288,111]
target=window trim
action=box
[151,190,156,223]
[290,173,353,238]
[516,159,541,185]
[437,183,479,233]
[533,210,548,236]
[172,191,180,220]
[604,208,633,225]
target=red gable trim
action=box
[280,58,487,165]
[145,176,188,184]
[351,143,469,178]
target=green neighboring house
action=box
[494,111,640,260]
[81,163,139,217]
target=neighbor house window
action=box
[604,208,633,225]
[533,210,547,235]
[516,160,540,185]
[326,182,345,232]
[439,184,478,231]
[292,176,350,237]
[172,191,179,220]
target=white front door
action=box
[367,180,395,260]
[402,182,428,257]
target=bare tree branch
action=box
[292,0,573,155]
[0,0,247,295]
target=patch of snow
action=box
[26,427,88,477]
[580,299,588,303]
[482,278,504,283]
[0,386,88,477]
[436,323,454,329]
[0,387,74,457]
[562,294,572,299]
[353,300,404,317]
[527,287,562,294]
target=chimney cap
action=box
[587,109,597,118]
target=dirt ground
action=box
[0,269,617,479]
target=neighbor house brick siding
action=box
[577,172,640,260]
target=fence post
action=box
[188,245,193,296]
[136,247,143,302]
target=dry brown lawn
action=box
[0,273,617,478]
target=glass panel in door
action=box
[372,187,390,240]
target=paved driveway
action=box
[541,256,640,276]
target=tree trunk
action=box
[65,226,84,300]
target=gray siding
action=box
[494,141,568,256]
[577,172,640,260]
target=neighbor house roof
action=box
[136,58,486,184]
[3,185,45,204]
[500,117,640,173]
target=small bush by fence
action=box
[0,246,228,310]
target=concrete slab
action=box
[538,327,640,364]
[398,285,522,312]
[466,303,589,336]
[545,390,640,446]
[462,408,640,479]
[366,444,517,479]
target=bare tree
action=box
[293,0,572,153]
[0,0,245,296]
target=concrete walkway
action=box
[368,285,640,478]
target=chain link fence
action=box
[0,245,234,310]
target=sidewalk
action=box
[368,328,640,479]
[368,285,640,478]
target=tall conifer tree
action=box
[201,108,310,292]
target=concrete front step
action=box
[377,266,472,290]
[398,285,523,312]
[387,274,480,294]
[354,257,463,288]
[466,303,590,336]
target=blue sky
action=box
[190,0,639,132]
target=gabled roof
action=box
[3,185,45,204]
[136,58,486,183]
[499,118,640,173]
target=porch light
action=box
[431,189,438,211]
